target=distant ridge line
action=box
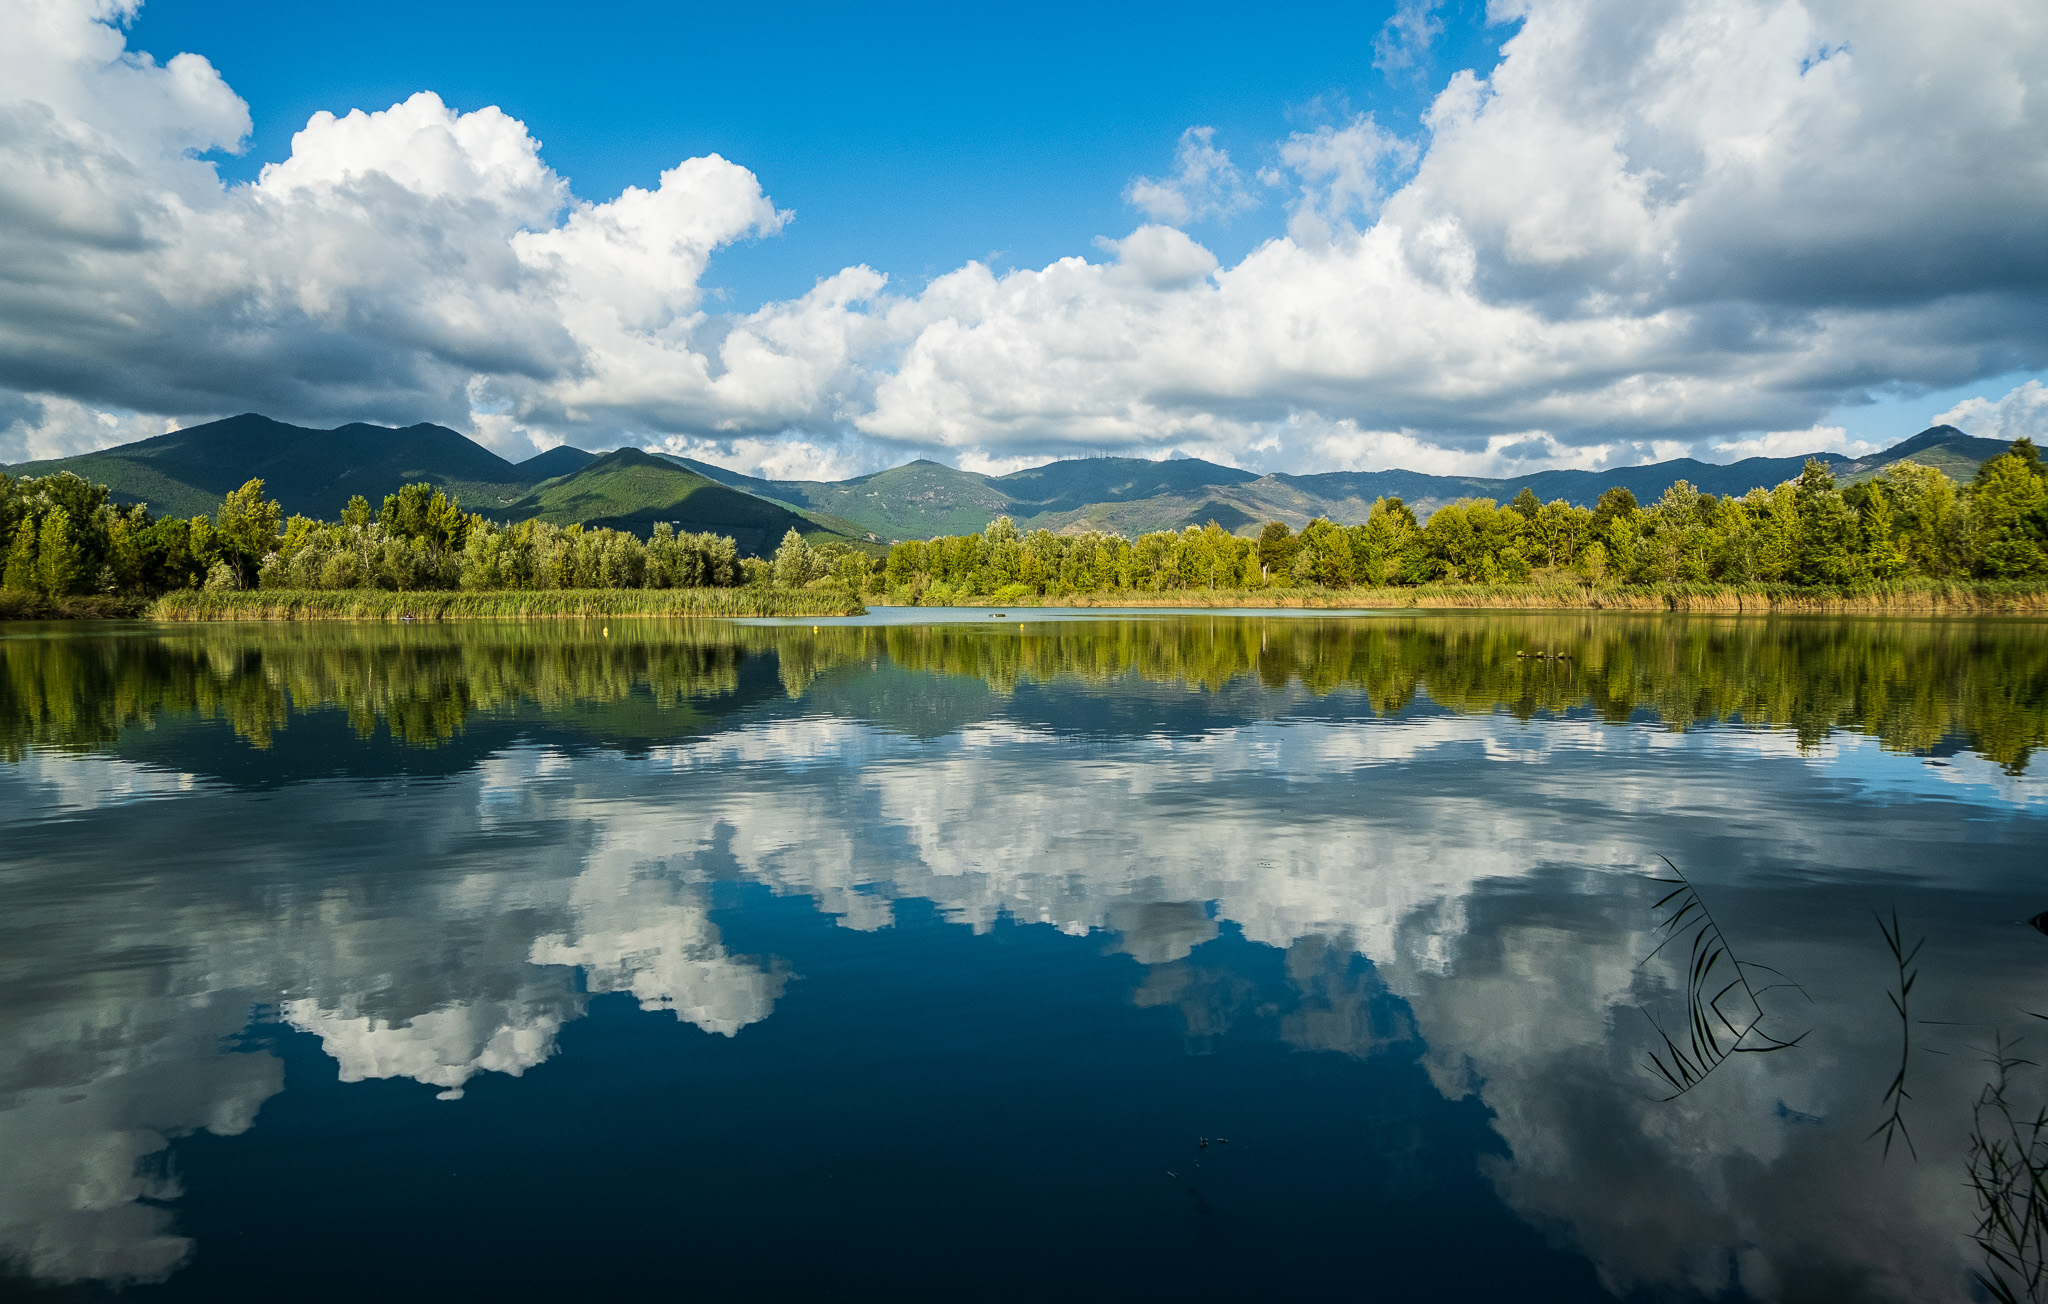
[1,416,2010,543]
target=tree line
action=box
[6,443,2047,604]
[885,446,2048,600]
[0,474,876,599]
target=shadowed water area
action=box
[2,611,2046,1302]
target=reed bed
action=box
[0,592,149,620]
[23,578,2048,622]
[148,588,866,622]
[993,579,2048,615]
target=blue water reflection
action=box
[1,614,2043,1301]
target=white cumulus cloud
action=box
[0,0,2045,477]
[1936,378,2048,443]
[1706,424,1881,461]
[1374,0,1447,76]
[1121,126,1257,226]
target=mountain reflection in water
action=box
[0,612,2043,1301]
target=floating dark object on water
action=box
[2028,910,2048,937]
[1516,651,1572,660]
[991,613,1006,618]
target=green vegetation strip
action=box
[10,435,2048,621]
[1001,579,2048,614]
[149,588,864,621]
[0,592,149,620]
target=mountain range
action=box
[2,413,2010,549]
[0,414,859,555]
[4,414,539,521]
[658,423,2008,540]
[501,448,874,557]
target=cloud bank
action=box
[1,0,2045,476]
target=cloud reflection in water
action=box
[0,615,2042,1299]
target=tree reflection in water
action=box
[0,612,2043,1301]
[5,613,2046,767]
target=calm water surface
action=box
[2,611,2045,1302]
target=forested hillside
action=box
[880,448,2048,602]
[666,426,2010,541]
[5,416,2013,546]
[6,435,2041,616]
[502,449,869,555]
[3,414,534,518]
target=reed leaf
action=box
[1870,907,1925,1160]
[1638,855,1808,1101]
[1969,1025,2048,1304]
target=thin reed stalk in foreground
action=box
[1969,1024,2048,1304]
[1871,908,1925,1159]
[1638,856,1809,1100]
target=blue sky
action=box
[128,0,1503,310]
[3,0,2046,475]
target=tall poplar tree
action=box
[2,513,35,591]
[34,507,84,595]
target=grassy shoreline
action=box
[0,593,150,620]
[146,588,865,621]
[6,579,2044,622]
[918,579,2048,615]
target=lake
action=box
[2,610,2045,1302]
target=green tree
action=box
[1791,461,1864,586]
[34,507,85,595]
[1590,486,1639,536]
[1257,520,1299,582]
[1602,516,1638,581]
[1020,530,1058,592]
[341,495,372,529]
[379,483,466,550]
[1970,444,2048,578]
[1358,497,1419,585]
[1878,461,1965,577]
[1858,481,1909,579]
[773,528,812,587]
[833,551,873,592]
[886,539,930,589]
[280,515,319,558]
[136,517,205,590]
[1649,481,1710,581]
[1418,503,1477,580]
[215,478,283,588]
[3,514,36,591]
[0,473,17,558]
[1751,483,1799,580]
[1291,518,1355,586]
[1530,499,1589,570]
